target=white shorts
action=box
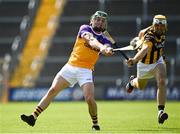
[137,56,165,79]
[56,63,93,87]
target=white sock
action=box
[158,110,164,115]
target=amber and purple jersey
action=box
[68,24,112,69]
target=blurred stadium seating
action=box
[0,0,180,92]
[36,0,180,87]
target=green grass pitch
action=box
[0,101,180,134]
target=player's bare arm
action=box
[82,32,113,56]
[138,26,151,39]
[126,42,149,67]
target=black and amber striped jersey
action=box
[140,26,165,64]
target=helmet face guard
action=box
[152,15,167,35]
[90,11,108,32]
[153,19,167,25]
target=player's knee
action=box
[84,94,94,104]
[48,86,58,96]
[158,78,166,87]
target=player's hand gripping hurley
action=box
[103,31,129,60]
[104,31,143,60]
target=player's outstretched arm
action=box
[82,32,113,56]
[126,43,149,67]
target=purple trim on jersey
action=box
[78,24,112,47]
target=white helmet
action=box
[152,15,167,35]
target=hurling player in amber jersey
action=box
[20,11,113,131]
[126,15,168,124]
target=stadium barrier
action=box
[8,86,180,101]
[105,86,180,100]
[9,87,84,101]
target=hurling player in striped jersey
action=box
[126,15,168,124]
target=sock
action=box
[32,106,43,119]
[158,105,165,112]
[91,114,98,125]
[130,80,134,87]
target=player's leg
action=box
[126,76,148,93]
[34,76,70,117]
[20,64,76,126]
[154,63,168,124]
[77,67,100,130]
[81,82,100,130]
[21,76,70,126]
[134,78,148,89]
[126,62,149,93]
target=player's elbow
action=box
[138,30,144,39]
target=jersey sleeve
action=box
[103,37,113,47]
[78,25,91,38]
[78,25,113,47]
[144,33,155,44]
[100,34,113,47]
